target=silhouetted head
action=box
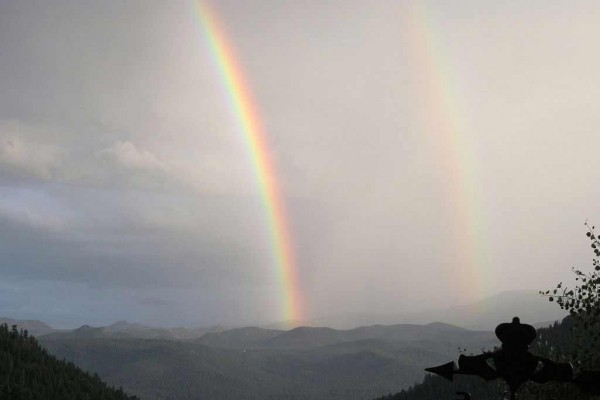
[495,317,536,348]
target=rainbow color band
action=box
[193,1,304,322]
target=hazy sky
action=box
[1,0,600,328]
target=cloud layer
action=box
[1,0,600,327]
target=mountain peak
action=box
[425,321,467,331]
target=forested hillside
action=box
[0,323,138,400]
[373,374,504,400]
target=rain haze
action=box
[1,0,599,328]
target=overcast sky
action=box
[1,0,600,328]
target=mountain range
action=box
[3,289,563,339]
[0,317,56,336]
[294,290,565,330]
[37,320,226,341]
[2,289,567,400]
[39,322,497,400]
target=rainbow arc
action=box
[193,1,304,322]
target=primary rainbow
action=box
[192,1,304,322]
[403,2,487,301]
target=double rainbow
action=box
[193,1,303,322]
[194,0,487,317]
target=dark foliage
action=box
[0,323,139,400]
[540,222,600,369]
[516,317,588,400]
[372,373,504,400]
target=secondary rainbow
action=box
[403,2,487,301]
[192,1,304,322]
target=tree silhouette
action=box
[540,221,600,369]
[0,323,140,399]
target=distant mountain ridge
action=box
[23,319,227,341]
[0,317,56,336]
[1,289,568,400]
[40,321,498,400]
[3,289,563,336]
[403,290,567,330]
[195,322,492,356]
[289,290,566,330]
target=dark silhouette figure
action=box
[426,317,600,399]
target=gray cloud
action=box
[141,297,169,307]
[1,0,600,327]
[0,185,273,287]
